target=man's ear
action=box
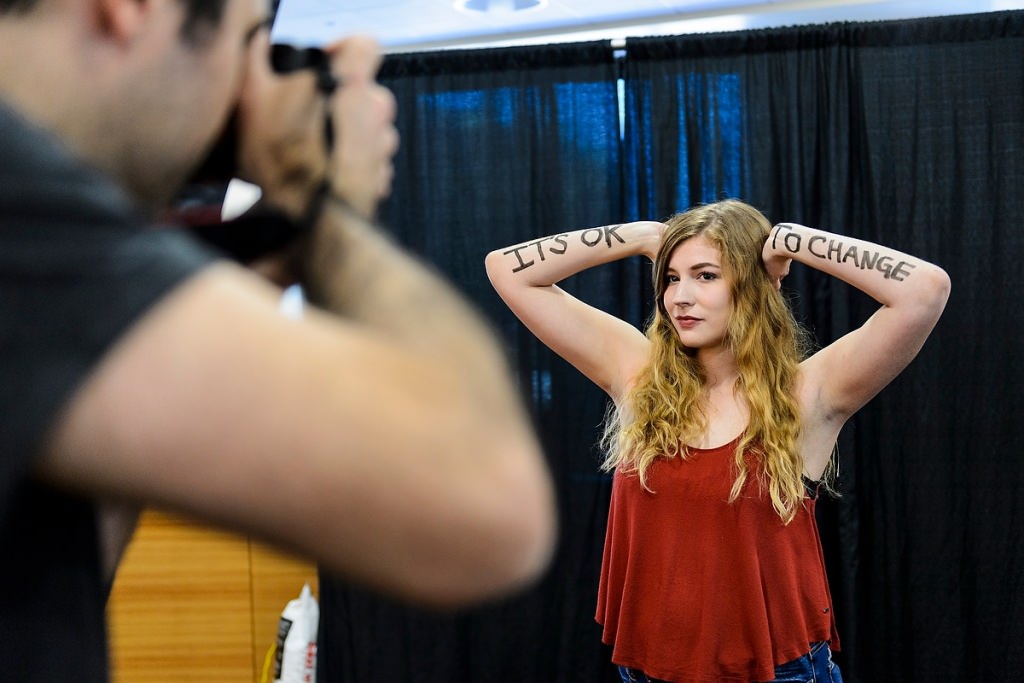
[93,0,152,43]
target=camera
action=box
[187,44,335,186]
[180,44,335,263]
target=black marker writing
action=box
[506,225,625,273]
[776,225,916,282]
[807,237,916,281]
[504,234,569,273]
[771,224,786,250]
[581,224,626,248]
[771,224,802,253]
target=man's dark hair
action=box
[179,0,231,43]
[0,0,36,13]
[0,0,230,40]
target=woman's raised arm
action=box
[764,222,950,430]
[485,221,663,399]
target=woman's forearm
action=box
[765,222,950,311]
[486,221,663,288]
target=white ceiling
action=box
[271,0,1024,53]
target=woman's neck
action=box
[688,347,747,448]
[696,345,738,389]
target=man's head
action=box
[178,0,231,43]
[0,0,229,38]
[0,0,269,209]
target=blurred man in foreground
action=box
[0,1,556,680]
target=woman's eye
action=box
[697,272,718,281]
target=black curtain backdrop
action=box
[318,12,1024,682]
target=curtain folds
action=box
[319,12,1024,682]
[320,42,628,683]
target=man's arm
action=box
[38,37,556,609]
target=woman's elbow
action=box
[484,250,507,288]
[918,264,951,320]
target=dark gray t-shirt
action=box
[0,99,217,681]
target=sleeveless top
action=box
[596,437,839,682]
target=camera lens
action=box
[271,44,329,75]
[185,44,335,188]
[271,44,337,95]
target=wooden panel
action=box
[108,511,319,683]
[108,511,254,682]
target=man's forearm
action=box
[300,198,530,426]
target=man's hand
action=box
[233,33,397,224]
[234,30,328,222]
[323,37,398,220]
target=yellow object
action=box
[260,643,277,683]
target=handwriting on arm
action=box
[771,224,916,282]
[504,225,625,273]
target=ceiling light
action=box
[454,0,548,14]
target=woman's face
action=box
[662,234,733,352]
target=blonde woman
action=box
[485,199,949,682]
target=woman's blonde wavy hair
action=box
[601,199,827,523]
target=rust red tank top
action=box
[596,437,839,682]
